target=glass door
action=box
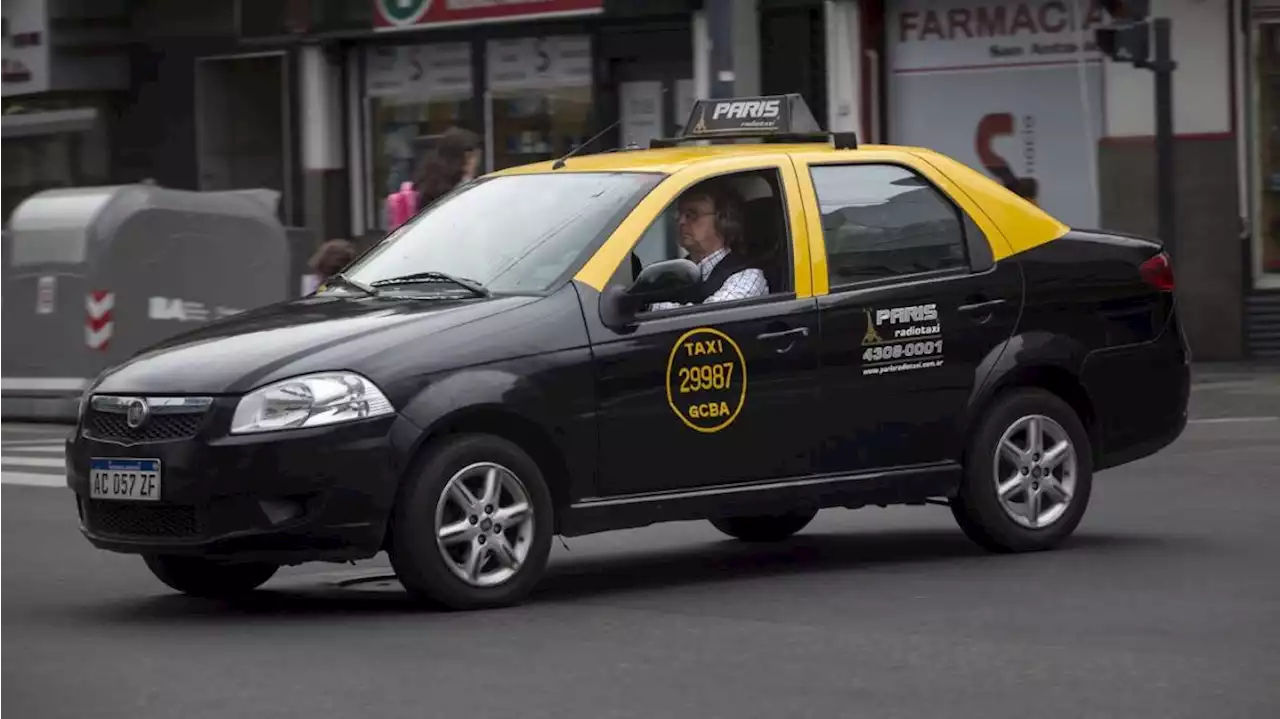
[364,42,477,231]
[1255,21,1280,288]
[369,94,473,198]
[484,36,594,172]
[195,52,290,221]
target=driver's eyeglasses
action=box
[678,208,715,223]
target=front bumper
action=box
[65,399,403,565]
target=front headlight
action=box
[77,384,92,423]
[230,372,394,435]
[77,370,110,423]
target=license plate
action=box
[89,458,162,501]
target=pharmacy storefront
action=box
[355,0,603,233]
[886,0,1108,228]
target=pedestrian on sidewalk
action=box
[304,238,358,295]
[383,126,479,231]
[413,126,481,209]
[385,181,419,231]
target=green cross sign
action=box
[378,0,431,26]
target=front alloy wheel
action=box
[390,434,554,610]
[435,462,536,588]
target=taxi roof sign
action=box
[652,93,857,149]
[683,93,820,137]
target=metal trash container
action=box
[2,184,290,422]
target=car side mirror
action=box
[629,258,701,301]
[600,258,701,329]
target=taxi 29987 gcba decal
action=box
[66,95,1190,610]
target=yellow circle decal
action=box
[665,327,747,433]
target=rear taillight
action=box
[1140,252,1175,291]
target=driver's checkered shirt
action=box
[648,247,769,311]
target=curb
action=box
[1191,362,1280,384]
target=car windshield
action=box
[341,171,662,296]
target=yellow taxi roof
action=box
[491,92,1071,273]
[490,142,932,176]
[496,138,1071,272]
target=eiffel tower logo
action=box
[692,106,708,134]
[862,309,882,346]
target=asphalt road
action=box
[4,372,1279,719]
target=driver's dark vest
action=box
[689,250,758,303]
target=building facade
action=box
[3,0,1276,358]
[335,0,832,238]
[2,0,132,219]
[876,0,1262,361]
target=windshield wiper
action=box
[370,271,490,298]
[323,272,377,296]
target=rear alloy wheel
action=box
[709,510,817,542]
[142,555,278,598]
[951,388,1093,553]
[389,434,553,610]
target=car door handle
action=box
[757,327,810,341]
[958,298,1007,314]
[757,326,809,354]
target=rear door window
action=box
[808,163,969,287]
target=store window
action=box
[485,36,593,171]
[2,134,75,220]
[2,93,111,215]
[1257,22,1280,282]
[365,42,477,229]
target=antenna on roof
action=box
[552,119,621,170]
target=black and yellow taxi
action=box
[66,95,1189,609]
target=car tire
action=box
[951,387,1093,553]
[709,510,817,542]
[388,433,554,611]
[142,555,278,598]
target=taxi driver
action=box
[648,181,769,311]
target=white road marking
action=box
[0,377,89,391]
[2,435,70,489]
[1190,381,1260,392]
[1,445,65,454]
[1188,416,1280,424]
[0,426,64,434]
[1,457,65,469]
[1,437,65,447]
[1,472,66,488]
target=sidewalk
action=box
[1191,360,1280,384]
